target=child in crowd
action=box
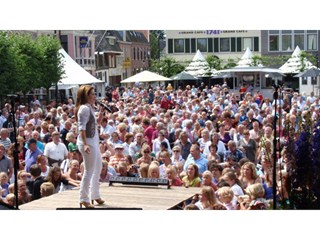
[166,165,183,186]
[217,186,236,210]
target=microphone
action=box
[96,100,112,113]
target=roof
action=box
[106,30,148,43]
[185,50,212,77]
[236,47,263,68]
[95,30,122,53]
[58,48,103,85]
[279,46,316,74]
[121,70,171,83]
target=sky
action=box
[1,0,320,239]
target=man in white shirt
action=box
[44,131,68,167]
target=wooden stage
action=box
[19,183,200,210]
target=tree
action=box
[0,32,19,105]
[12,34,43,102]
[206,55,222,70]
[150,30,165,60]
[36,35,64,103]
[149,56,184,78]
[223,58,237,69]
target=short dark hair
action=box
[29,164,42,177]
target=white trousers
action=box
[79,143,102,202]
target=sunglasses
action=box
[144,151,150,153]
[173,150,180,153]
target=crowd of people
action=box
[0,82,319,210]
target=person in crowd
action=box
[183,144,208,177]
[195,186,217,210]
[239,162,262,189]
[238,183,269,210]
[165,165,183,186]
[0,128,11,151]
[40,182,55,198]
[43,131,68,167]
[147,162,160,178]
[100,160,112,182]
[201,170,217,191]
[170,145,185,166]
[182,163,201,188]
[17,179,32,205]
[26,164,44,201]
[129,132,145,163]
[152,130,171,157]
[217,186,236,210]
[237,129,257,163]
[136,144,156,165]
[36,154,51,177]
[174,131,192,161]
[0,144,13,180]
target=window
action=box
[302,77,307,85]
[269,35,279,51]
[191,38,196,53]
[294,34,304,50]
[243,37,252,51]
[197,38,207,52]
[185,39,190,53]
[220,38,230,52]
[133,48,136,60]
[168,39,173,53]
[174,39,184,53]
[307,34,317,50]
[282,35,292,51]
[311,77,317,85]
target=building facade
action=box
[165,30,261,63]
[94,30,150,87]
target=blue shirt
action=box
[25,147,43,173]
[183,153,208,175]
[224,149,245,162]
[25,141,45,153]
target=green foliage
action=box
[0,32,19,99]
[36,35,64,102]
[150,30,165,60]
[0,31,63,103]
[149,56,185,78]
[206,55,222,70]
[223,58,237,69]
[11,34,42,95]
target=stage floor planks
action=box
[19,183,200,210]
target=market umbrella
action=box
[170,71,199,80]
[294,68,320,78]
[170,71,199,89]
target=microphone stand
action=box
[8,95,20,210]
[272,85,280,210]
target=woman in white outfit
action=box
[75,85,105,208]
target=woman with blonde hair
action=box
[239,183,269,210]
[117,122,128,143]
[195,186,216,210]
[239,162,261,189]
[147,162,160,178]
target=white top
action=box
[76,104,99,146]
[40,165,51,177]
[44,141,68,161]
[152,138,171,156]
[203,140,226,157]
